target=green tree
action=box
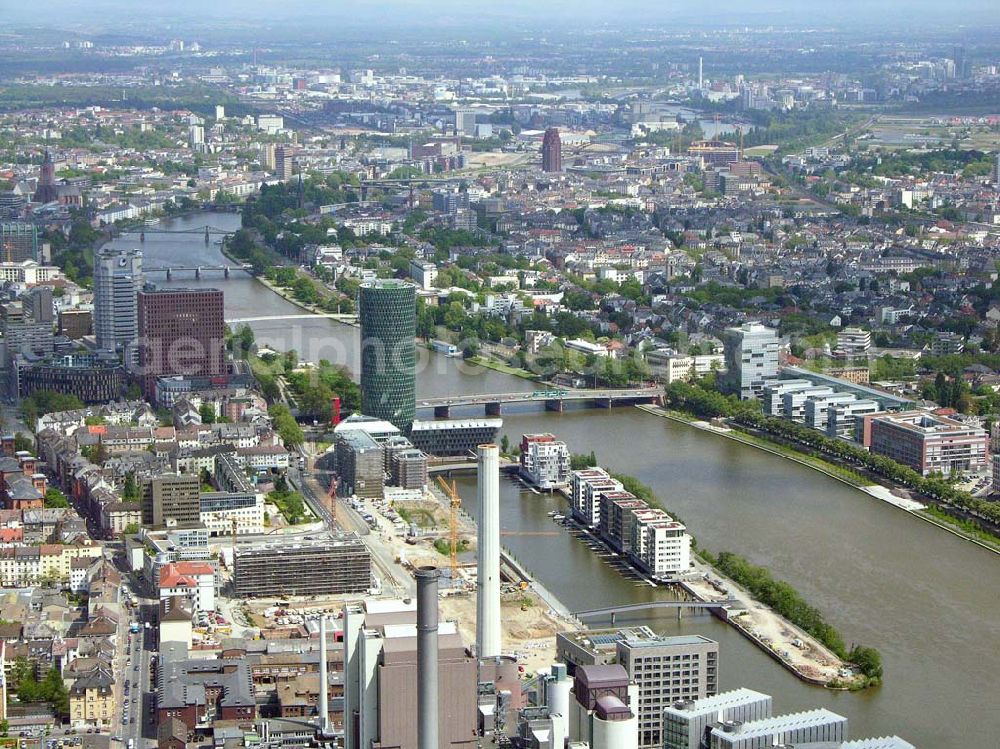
[9,657,33,692]
[13,433,34,453]
[44,488,69,509]
[20,391,85,425]
[81,442,108,466]
[122,472,139,503]
[269,403,304,447]
[199,402,217,424]
[443,301,467,329]
[42,667,69,715]
[848,645,883,679]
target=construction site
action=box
[287,443,582,677]
[356,455,581,675]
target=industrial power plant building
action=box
[233,533,371,598]
[557,627,718,748]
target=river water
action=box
[117,212,1000,748]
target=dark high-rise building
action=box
[359,280,416,433]
[141,474,201,527]
[275,144,294,181]
[33,150,59,204]
[542,127,562,173]
[58,309,93,340]
[27,287,53,324]
[12,353,125,404]
[954,45,969,78]
[0,223,39,263]
[137,287,225,397]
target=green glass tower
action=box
[359,279,417,433]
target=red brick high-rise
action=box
[137,287,225,397]
[541,127,562,173]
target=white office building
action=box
[94,248,143,364]
[453,108,477,136]
[257,114,284,132]
[409,259,438,290]
[199,492,265,536]
[836,327,872,357]
[827,400,880,440]
[804,393,858,432]
[783,386,834,423]
[721,323,780,400]
[841,738,915,749]
[762,379,813,417]
[615,633,719,748]
[646,350,725,383]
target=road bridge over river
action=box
[416,387,663,417]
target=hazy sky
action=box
[8,0,1000,31]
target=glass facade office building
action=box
[359,279,417,433]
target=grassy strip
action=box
[642,405,867,487]
[919,505,1000,552]
[659,407,698,423]
[433,538,470,556]
[396,506,438,528]
[725,427,869,488]
[467,355,538,380]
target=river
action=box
[117,212,1000,748]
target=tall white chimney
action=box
[477,443,501,658]
[318,615,329,735]
[699,57,704,90]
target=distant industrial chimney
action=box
[318,615,330,736]
[477,443,501,658]
[699,57,704,90]
[415,566,440,749]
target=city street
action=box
[293,457,415,599]
[116,603,155,749]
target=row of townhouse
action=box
[570,467,691,578]
[0,543,102,586]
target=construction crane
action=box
[435,476,462,579]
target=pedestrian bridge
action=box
[575,599,741,624]
[416,387,662,417]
